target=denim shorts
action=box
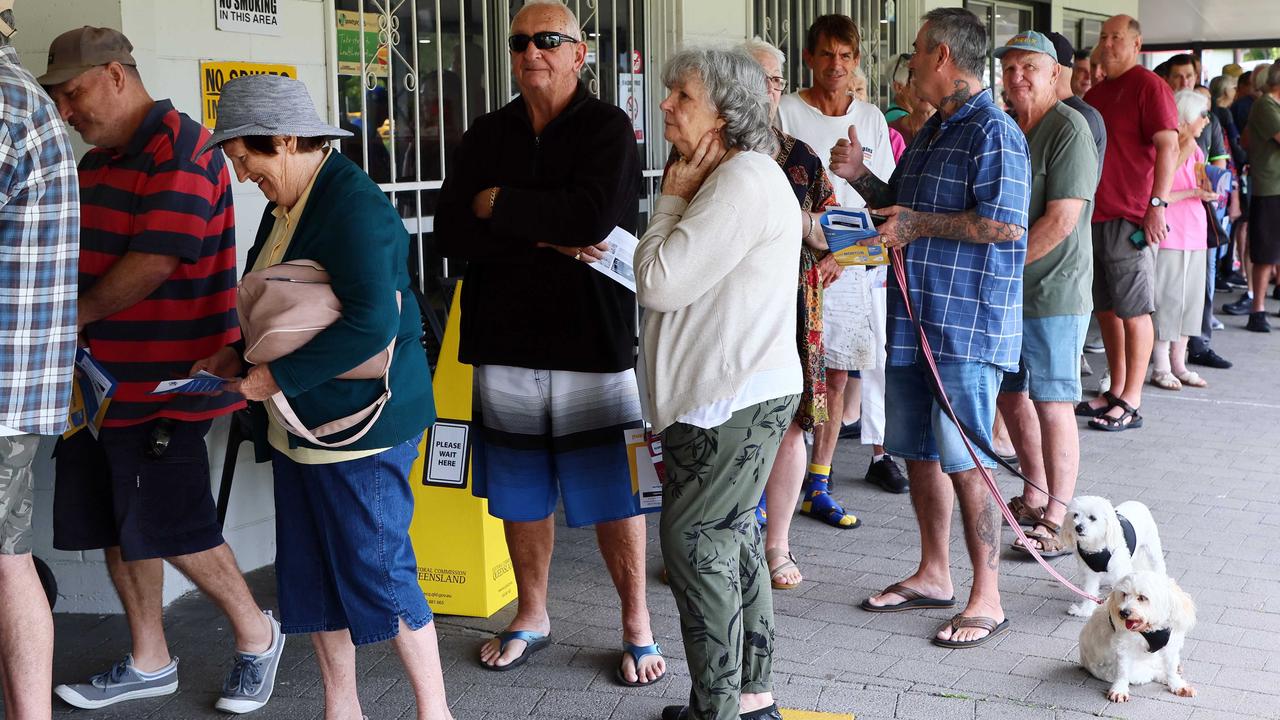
[999,314,1088,402]
[884,361,1001,474]
[53,420,224,562]
[272,434,432,645]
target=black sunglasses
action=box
[508,31,580,53]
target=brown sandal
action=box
[859,582,956,613]
[766,548,802,590]
[1011,518,1071,558]
[931,614,1011,648]
[1006,496,1044,527]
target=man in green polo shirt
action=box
[994,31,1098,559]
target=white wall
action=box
[14,0,331,612]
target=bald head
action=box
[511,0,581,40]
[1096,14,1142,77]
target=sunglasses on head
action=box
[508,31,579,53]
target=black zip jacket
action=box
[435,84,642,372]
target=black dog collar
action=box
[1109,616,1172,652]
[1077,512,1139,572]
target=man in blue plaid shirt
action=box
[0,2,80,717]
[830,8,1030,650]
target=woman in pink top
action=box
[1151,89,1219,390]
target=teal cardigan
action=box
[241,152,435,458]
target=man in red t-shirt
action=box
[1079,15,1178,432]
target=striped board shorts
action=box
[471,365,653,527]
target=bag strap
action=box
[266,338,396,448]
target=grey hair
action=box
[1266,62,1280,90]
[662,46,777,155]
[1174,88,1209,125]
[742,37,785,68]
[514,0,582,40]
[1209,74,1237,103]
[921,8,988,79]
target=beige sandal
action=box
[1151,370,1182,390]
[766,548,802,590]
[1176,370,1207,388]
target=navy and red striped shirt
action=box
[79,100,244,427]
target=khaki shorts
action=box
[0,434,41,555]
[1092,218,1156,319]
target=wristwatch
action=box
[1149,196,1168,208]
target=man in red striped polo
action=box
[40,27,284,713]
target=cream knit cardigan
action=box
[636,150,803,432]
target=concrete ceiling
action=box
[1139,0,1280,45]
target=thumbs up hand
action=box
[828,124,866,182]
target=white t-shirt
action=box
[777,92,895,208]
[0,424,21,437]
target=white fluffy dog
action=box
[1078,571,1197,702]
[1062,496,1165,617]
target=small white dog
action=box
[1062,496,1165,617]
[1078,571,1197,702]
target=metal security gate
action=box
[324,0,670,357]
[751,0,926,108]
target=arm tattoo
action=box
[939,79,974,114]
[897,208,1024,245]
[850,173,896,209]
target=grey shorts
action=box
[1092,218,1156,319]
[0,434,41,555]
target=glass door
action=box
[966,0,1034,109]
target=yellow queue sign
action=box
[200,61,298,129]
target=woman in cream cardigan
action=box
[637,47,802,720]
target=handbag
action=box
[238,259,399,448]
[1204,202,1228,249]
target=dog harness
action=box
[1076,512,1138,573]
[1109,616,1172,653]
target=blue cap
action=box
[993,31,1057,61]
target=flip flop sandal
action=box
[615,642,665,687]
[1011,518,1072,558]
[859,582,957,613]
[1074,390,1119,418]
[766,547,802,590]
[662,704,782,720]
[930,614,1011,649]
[1088,399,1143,432]
[1006,495,1044,527]
[479,630,550,671]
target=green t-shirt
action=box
[1023,102,1098,318]
[1247,94,1280,198]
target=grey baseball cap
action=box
[199,73,351,156]
[36,26,137,87]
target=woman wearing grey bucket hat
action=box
[190,73,454,720]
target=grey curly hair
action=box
[662,47,777,155]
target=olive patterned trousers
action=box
[659,395,799,720]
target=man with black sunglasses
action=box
[435,0,663,689]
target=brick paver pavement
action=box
[26,300,1280,719]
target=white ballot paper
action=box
[150,371,230,395]
[589,226,638,292]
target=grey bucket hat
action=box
[199,73,351,156]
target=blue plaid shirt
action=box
[886,91,1030,371]
[0,46,79,435]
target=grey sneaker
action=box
[54,655,179,709]
[215,610,286,714]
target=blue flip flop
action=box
[480,630,550,672]
[615,642,665,687]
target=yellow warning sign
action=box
[407,283,517,617]
[199,61,298,129]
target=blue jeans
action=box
[272,435,432,645]
[884,361,1001,474]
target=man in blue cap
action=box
[994,30,1098,562]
